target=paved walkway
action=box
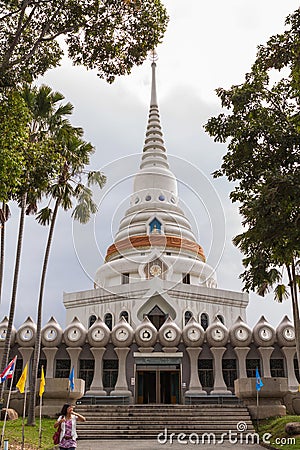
[77,439,264,449]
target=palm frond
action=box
[87,171,107,188]
[36,207,52,225]
[274,284,289,303]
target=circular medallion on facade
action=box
[283,327,295,341]
[182,317,204,347]
[0,328,6,341]
[149,264,162,277]
[253,316,275,346]
[229,316,252,347]
[16,317,36,347]
[42,317,63,347]
[211,327,225,341]
[158,317,181,347]
[163,328,176,342]
[139,328,153,341]
[111,317,134,347]
[259,328,272,341]
[135,317,157,347]
[67,327,81,342]
[234,327,250,342]
[46,328,57,341]
[206,317,229,347]
[87,318,110,347]
[116,327,129,342]
[276,315,295,347]
[63,317,87,347]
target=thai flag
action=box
[0,356,17,383]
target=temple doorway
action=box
[136,369,180,404]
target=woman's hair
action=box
[60,403,71,416]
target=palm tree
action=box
[0,85,73,398]
[0,202,10,303]
[27,129,106,425]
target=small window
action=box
[104,313,113,331]
[103,360,118,388]
[166,252,171,256]
[246,359,261,378]
[270,359,285,377]
[182,273,190,284]
[89,315,97,328]
[201,313,209,330]
[120,311,129,322]
[217,315,224,324]
[122,273,129,284]
[55,359,71,378]
[184,311,193,325]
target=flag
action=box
[69,366,75,392]
[39,366,45,397]
[0,356,17,382]
[16,363,28,393]
[256,367,264,391]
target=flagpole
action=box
[38,393,42,448]
[21,387,27,450]
[0,356,17,449]
[256,388,259,431]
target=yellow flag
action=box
[16,363,28,394]
[39,366,45,397]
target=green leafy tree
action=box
[0,85,71,400]
[0,90,29,302]
[27,128,106,425]
[205,8,300,369]
[0,0,168,86]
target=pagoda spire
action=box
[140,52,169,170]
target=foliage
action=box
[27,123,106,426]
[0,0,168,86]
[0,90,29,202]
[204,7,300,365]
[257,416,300,450]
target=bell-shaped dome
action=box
[42,316,63,347]
[252,316,275,347]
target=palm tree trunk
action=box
[0,201,6,304]
[287,262,300,378]
[27,198,60,426]
[0,194,27,399]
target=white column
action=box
[210,347,231,394]
[86,347,106,395]
[234,347,250,379]
[18,347,34,369]
[258,347,273,378]
[110,347,132,397]
[185,348,206,395]
[66,347,82,376]
[43,347,58,378]
[282,347,298,391]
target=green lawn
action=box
[257,416,300,449]
[0,418,55,449]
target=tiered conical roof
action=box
[106,59,205,262]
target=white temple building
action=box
[1,59,299,413]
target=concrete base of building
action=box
[235,377,288,419]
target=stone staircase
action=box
[75,404,255,440]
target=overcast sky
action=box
[1,1,299,330]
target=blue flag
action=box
[256,367,263,391]
[69,366,75,392]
